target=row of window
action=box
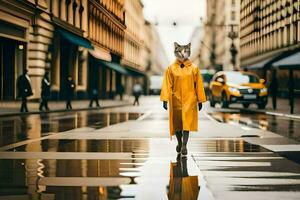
[49,0,85,29]
[241,22,300,59]
[101,0,125,22]
[88,4,124,56]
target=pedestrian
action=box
[17,69,33,113]
[117,84,125,100]
[160,42,206,156]
[270,71,278,110]
[132,81,142,106]
[66,75,75,110]
[39,71,51,111]
[89,88,100,108]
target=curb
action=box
[0,103,132,118]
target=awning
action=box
[244,53,282,70]
[272,51,300,70]
[98,60,129,75]
[124,65,146,77]
[57,28,94,50]
[89,46,111,62]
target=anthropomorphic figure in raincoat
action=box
[160,42,206,156]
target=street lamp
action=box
[228,25,238,70]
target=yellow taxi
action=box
[209,71,268,108]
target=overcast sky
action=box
[142,0,206,62]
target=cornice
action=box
[89,0,126,30]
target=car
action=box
[209,71,268,109]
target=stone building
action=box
[240,0,300,97]
[87,0,126,99]
[198,0,240,71]
[0,0,91,100]
[0,0,168,101]
[122,0,145,94]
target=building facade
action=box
[199,0,240,71]
[87,0,126,99]
[0,0,91,100]
[240,0,300,96]
[0,0,167,101]
[240,0,300,66]
[122,0,145,95]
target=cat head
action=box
[174,42,191,62]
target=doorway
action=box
[59,39,77,99]
[0,37,25,100]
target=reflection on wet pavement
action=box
[10,139,267,153]
[193,151,300,199]
[168,157,200,199]
[0,112,141,147]
[209,111,300,142]
[0,138,270,199]
[12,139,150,153]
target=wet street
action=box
[0,96,300,200]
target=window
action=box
[78,50,84,86]
[231,11,236,21]
[232,0,236,6]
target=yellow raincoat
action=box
[160,59,206,137]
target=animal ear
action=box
[187,43,191,49]
[174,42,180,48]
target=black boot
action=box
[175,131,182,154]
[181,131,189,156]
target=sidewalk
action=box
[0,97,133,117]
[243,97,300,119]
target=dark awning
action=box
[244,53,282,70]
[272,51,300,70]
[58,28,94,50]
[98,60,129,75]
[124,65,146,77]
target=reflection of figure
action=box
[167,157,200,200]
[161,42,206,156]
[133,81,142,106]
[66,75,75,110]
[17,69,33,112]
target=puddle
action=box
[9,139,267,153]
[0,112,142,147]
[0,156,202,199]
[11,139,150,153]
[209,111,300,142]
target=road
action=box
[0,96,299,200]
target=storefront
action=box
[0,16,30,100]
[51,25,93,100]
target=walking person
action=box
[66,75,75,110]
[17,69,33,113]
[160,42,206,156]
[89,88,100,108]
[270,70,278,110]
[117,84,125,100]
[132,81,142,106]
[39,71,51,111]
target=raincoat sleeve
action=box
[160,67,173,102]
[194,67,207,103]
